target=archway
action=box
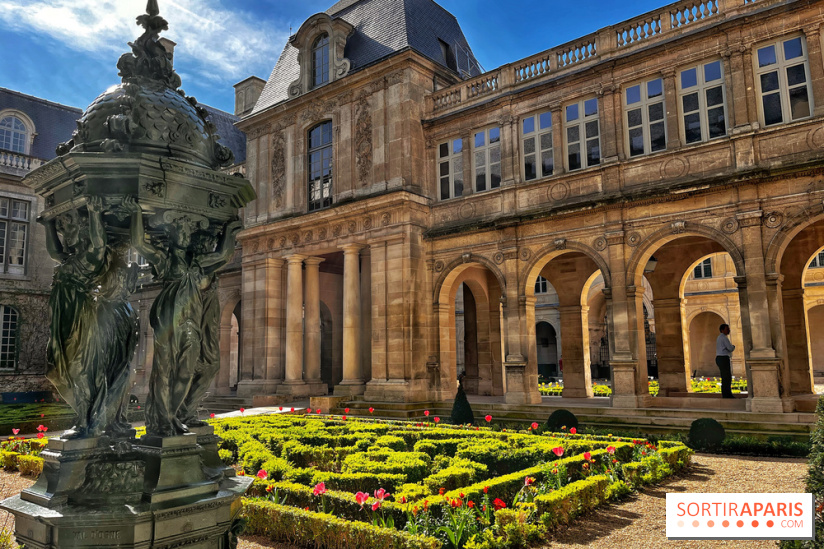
[809,305,824,377]
[320,300,335,391]
[217,298,242,395]
[688,311,726,378]
[436,262,504,399]
[628,232,745,397]
[536,321,559,379]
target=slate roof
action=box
[202,105,247,164]
[0,87,81,161]
[252,0,479,115]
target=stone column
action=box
[661,68,682,150]
[336,243,366,396]
[279,254,307,396]
[598,84,620,163]
[802,24,824,117]
[559,304,594,398]
[303,257,327,395]
[652,297,690,395]
[550,103,566,175]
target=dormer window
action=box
[312,34,331,88]
[288,13,354,98]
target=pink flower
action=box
[42,426,48,432]
[313,482,327,496]
[355,492,369,506]
[424,410,430,417]
[485,415,492,423]
[11,429,19,435]
[570,427,577,434]
[372,501,381,511]
[40,414,44,418]
[607,446,616,455]
[434,417,440,423]
[583,452,591,461]
[210,413,215,418]
[374,488,388,501]
[531,422,539,431]
[36,425,45,431]
[257,469,267,479]
[552,447,564,457]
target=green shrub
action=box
[450,383,475,425]
[423,458,487,493]
[396,483,430,502]
[546,410,578,432]
[374,435,407,452]
[310,471,407,494]
[242,499,441,549]
[536,475,610,529]
[688,418,726,450]
[343,449,431,483]
[16,455,43,476]
[1,451,19,471]
[218,449,234,466]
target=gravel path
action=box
[0,454,809,548]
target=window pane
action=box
[0,221,6,263]
[490,145,501,164]
[647,79,663,99]
[475,167,486,192]
[783,37,804,60]
[489,127,500,143]
[440,177,450,200]
[789,86,810,120]
[681,68,698,89]
[585,120,599,139]
[490,163,501,188]
[439,143,449,158]
[524,136,535,155]
[522,117,535,134]
[439,161,449,177]
[629,127,644,156]
[627,108,642,127]
[539,112,552,129]
[453,157,463,195]
[758,45,777,67]
[650,122,666,152]
[705,86,724,107]
[584,98,598,116]
[707,106,726,138]
[760,71,780,93]
[586,138,600,166]
[683,92,699,113]
[566,103,579,122]
[762,92,783,126]
[524,155,537,180]
[541,150,554,177]
[8,223,26,266]
[786,64,807,86]
[684,112,702,143]
[626,85,641,105]
[568,143,581,170]
[648,102,664,122]
[567,125,580,143]
[474,151,485,168]
[704,61,722,82]
[475,132,485,148]
[540,132,553,151]
[453,139,463,153]
[0,199,8,218]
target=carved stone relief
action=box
[354,96,373,186]
[271,131,286,209]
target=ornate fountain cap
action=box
[55,0,234,169]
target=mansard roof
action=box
[252,0,479,115]
[0,87,81,161]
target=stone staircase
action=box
[200,394,253,415]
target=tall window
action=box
[565,98,600,171]
[693,258,712,279]
[680,60,727,144]
[473,127,501,192]
[438,138,464,200]
[535,275,549,294]
[810,250,824,269]
[0,116,27,154]
[522,112,553,181]
[0,198,29,275]
[756,36,812,126]
[0,305,18,370]
[308,121,333,212]
[312,34,330,89]
[625,78,666,157]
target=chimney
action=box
[233,76,266,117]
[159,37,177,61]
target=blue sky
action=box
[0,0,666,114]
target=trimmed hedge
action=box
[311,471,407,494]
[243,498,441,549]
[535,475,610,528]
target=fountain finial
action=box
[147,0,160,17]
[117,0,180,88]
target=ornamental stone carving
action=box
[290,233,300,246]
[721,217,740,234]
[271,131,286,209]
[354,96,373,185]
[764,211,784,229]
[593,236,608,251]
[381,212,391,226]
[363,216,373,230]
[626,232,642,247]
[434,260,445,272]
[288,13,354,98]
[333,224,342,237]
[304,231,313,243]
[549,182,570,202]
[347,220,357,234]
[278,236,287,248]
[318,227,328,240]
[493,252,505,265]
[671,220,687,234]
[519,248,532,261]
[554,238,567,250]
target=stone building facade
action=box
[231,0,824,413]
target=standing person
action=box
[716,324,735,399]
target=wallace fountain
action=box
[0,1,256,547]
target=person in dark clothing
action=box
[715,323,735,399]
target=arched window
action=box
[0,305,18,370]
[0,116,28,154]
[312,34,330,89]
[308,121,333,211]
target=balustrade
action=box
[0,151,42,173]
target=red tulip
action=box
[313,482,327,496]
[290,407,295,412]
[607,446,616,454]
[345,408,350,414]
[210,413,215,418]
[240,407,245,413]
[424,410,430,417]
[552,446,564,457]
[278,407,283,411]
[531,422,539,430]
[342,415,347,421]
[583,451,591,461]
[355,492,369,505]
[40,414,44,418]
[257,469,268,479]
[434,417,440,423]
[570,427,577,434]
[369,407,374,413]
[316,408,321,414]
[37,433,44,439]
[11,428,19,435]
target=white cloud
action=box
[0,0,285,83]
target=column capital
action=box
[802,22,822,37]
[733,275,748,289]
[303,256,325,267]
[284,253,307,264]
[340,243,368,254]
[765,272,784,287]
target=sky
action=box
[0,0,667,115]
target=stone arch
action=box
[434,253,507,306]
[217,295,241,394]
[764,206,824,275]
[522,241,611,296]
[688,311,727,378]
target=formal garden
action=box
[539,377,749,396]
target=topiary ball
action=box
[450,383,475,425]
[689,418,726,449]
[546,409,578,432]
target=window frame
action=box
[535,275,549,295]
[0,304,19,371]
[564,97,601,171]
[471,126,502,193]
[0,197,31,276]
[677,59,728,145]
[809,250,824,269]
[0,111,34,156]
[623,77,668,158]
[307,121,334,212]
[437,137,465,201]
[754,34,814,128]
[693,258,713,279]
[521,111,554,182]
[311,33,331,89]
